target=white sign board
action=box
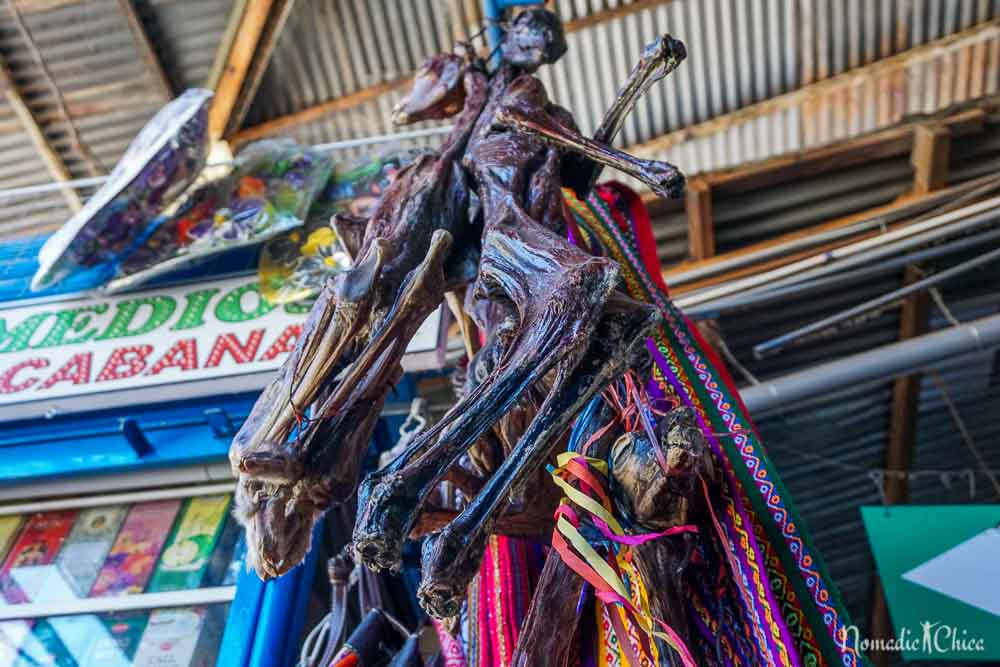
[0,276,440,420]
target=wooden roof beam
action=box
[563,0,678,34]
[910,123,952,194]
[230,76,414,146]
[685,177,715,260]
[208,0,278,141]
[0,55,81,212]
[225,0,296,137]
[868,265,930,667]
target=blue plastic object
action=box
[247,520,323,667]
[217,560,268,667]
[0,233,260,305]
[0,391,259,484]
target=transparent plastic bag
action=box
[32,89,212,291]
[258,146,429,305]
[104,139,333,294]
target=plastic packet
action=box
[103,138,333,294]
[32,89,212,292]
[258,145,428,305]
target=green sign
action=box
[862,505,1000,661]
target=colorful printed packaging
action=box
[147,495,231,592]
[1,621,44,666]
[0,622,25,665]
[0,516,23,563]
[201,515,241,588]
[99,611,150,663]
[105,139,333,294]
[131,606,225,667]
[0,510,78,604]
[32,89,212,292]
[90,500,181,597]
[258,146,428,305]
[55,505,129,598]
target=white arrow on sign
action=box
[902,528,1000,618]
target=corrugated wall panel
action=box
[634,21,1000,177]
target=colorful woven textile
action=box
[462,535,547,667]
[562,183,867,667]
[595,553,661,667]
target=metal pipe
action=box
[753,246,1000,358]
[685,226,1000,317]
[483,0,505,66]
[731,206,1000,303]
[739,313,1000,415]
[675,197,1000,308]
[668,174,1000,287]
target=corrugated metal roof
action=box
[133,0,235,91]
[0,1,996,239]
[240,0,1000,163]
[246,0,486,127]
[0,0,232,239]
[633,19,1000,177]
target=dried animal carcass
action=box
[228,8,688,623]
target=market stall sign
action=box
[861,505,999,661]
[0,276,437,419]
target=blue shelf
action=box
[0,390,258,484]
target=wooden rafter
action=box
[563,0,677,34]
[868,265,931,667]
[867,122,953,666]
[116,0,174,102]
[226,0,296,137]
[208,0,278,140]
[206,0,248,90]
[910,123,952,194]
[685,177,715,260]
[0,55,81,212]
[230,76,414,146]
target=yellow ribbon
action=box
[551,453,699,667]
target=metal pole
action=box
[675,195,1000,308]
[739,313,1000,415]
[753,245,1000,358]
[667,174,1000,287]
[684,226,1000,318]
[483,0,505,67]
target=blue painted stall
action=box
[0,233,413,667]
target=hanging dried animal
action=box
[229,7,688,621]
